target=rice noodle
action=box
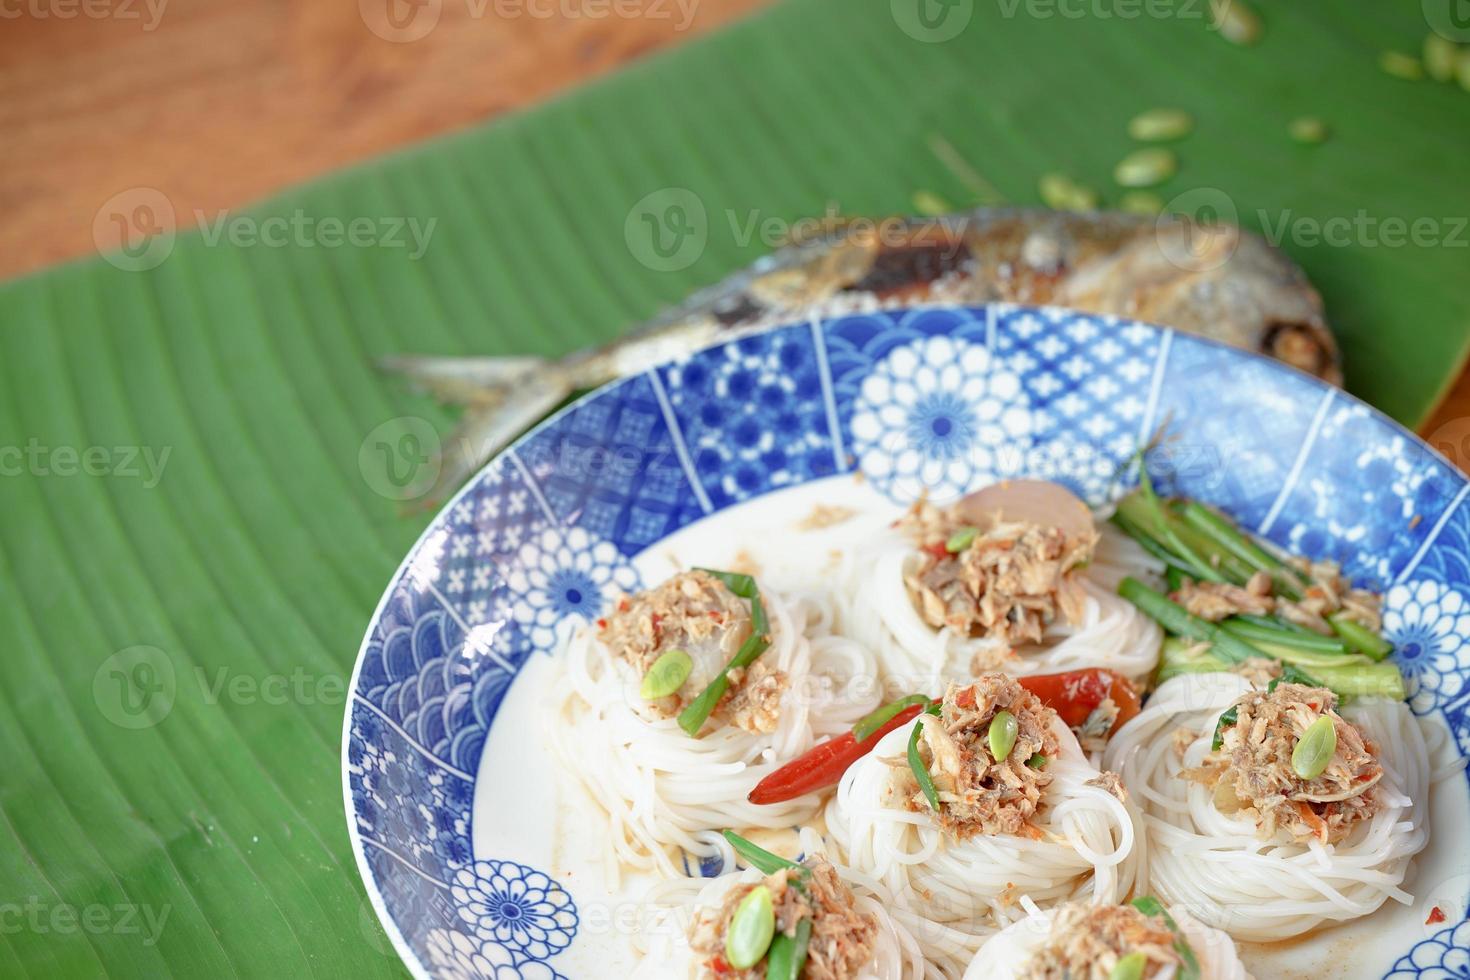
[1102,673,1431,942]
[823,716,1143,977]
[549,587,882,880]
[961,903,1252,980]
[840,523,1162,694]
[631,828,928,979]
[546,484,1446,974]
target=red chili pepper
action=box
[747,669,1139,805]
[747,704,927,805]
[1427,906,1447,925]
[1015,668,1140,737]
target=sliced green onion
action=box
[1130,895,1168,917]
[676,683,728,737]
[1160,642,1404,700]
[640,649,693,700]
[1115,488,1254,585]
[1211,706,1238,750]
[765,917,811,980]
[1026,752,1048,769]
[1178,502,1304,598]
[1118,578,1266,663]
[1306,663,1405,700]
[1130,897,1201,980]
[852,695,931,742]
[1163,527,1233,584]
[694,567,760,599]
[726,885,776,970]
[988,710,1018,761]
[722,831,807,878]
[1159,633,1224,665]
[1111,511,1197,574]
[1269,663,1323,692]
[1237,613,1311,633]
[1157,658,1227,685]
[678,592,770,736]
[908,718,941,812]
[1221,619,1347,654]
[1116,493,1217,581]
[945,526,979,553]
[1329,614,1393,661]
[1162,503,1258,584]
[1110,951,1148,980]
[1292,715,1338,780]
[1245,642,1372,670]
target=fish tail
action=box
[377,353,550,406]
[380,355,575,512]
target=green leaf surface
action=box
[0,1,1466,975]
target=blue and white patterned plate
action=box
[343,305,1470,979]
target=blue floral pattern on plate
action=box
[1268,401,1463,589]
[994,306,1165,505]
[502,525,641,654]
[425,928,566,980]
[849,333,1032,502]
[1386,918,1470,978]
[1146,325,1327,530]
[1385,581,1470,716]
[450,860,578,961]
[345,305,1470,978]
[657,328,840,506]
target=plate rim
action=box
[341,301,1470,979]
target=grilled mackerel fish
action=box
[386,207,1340,506]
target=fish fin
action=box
[378,354,548,406]
[404,374,573,512]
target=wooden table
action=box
[3,0,1466,458]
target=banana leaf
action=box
[0,0,1466,975]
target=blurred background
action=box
[2,1,1469,976]
[0,0,761,276]
[5,0,1468,435]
